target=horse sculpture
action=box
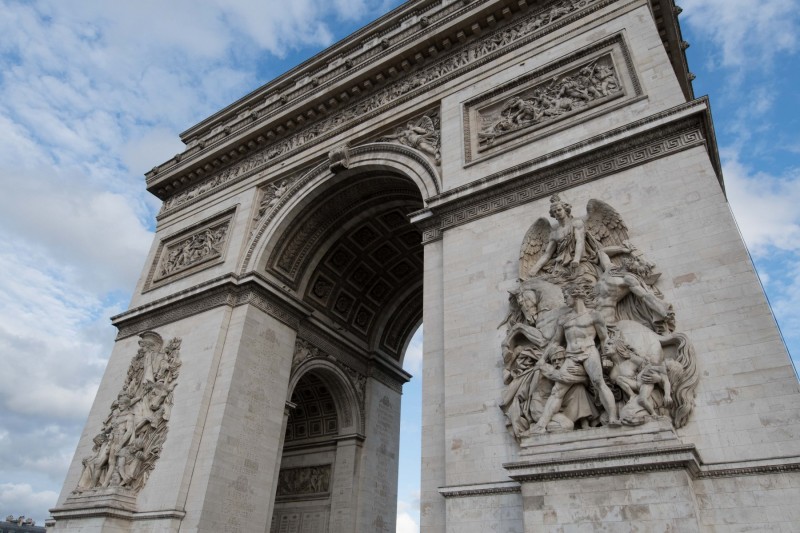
[500,277,698,438]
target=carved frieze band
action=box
[464,33,641,163]
[114,278,304,340]
[145,209,235,291]
[419,122,706,243]
[158,0,617,216]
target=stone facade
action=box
[51,0,800,532]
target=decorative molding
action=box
[697,461,800,479]
[114,276,307,340]
[504,444,700,482]
[463,33,641,163]
[153,0,618,210]
[439,481,522,499]
[269,175,420,287]
[240,142,438,278]
[418,118,707,243]
[145,209,235,291]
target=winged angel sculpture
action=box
[381,114,441,164]
[500,194,698,439]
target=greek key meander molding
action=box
[418,120,707,243]
[154,0,619,212]
[463,32,641,163]
[114,278,305,340]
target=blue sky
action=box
[0,0,798,530]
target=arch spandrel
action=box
[240,142,440,279]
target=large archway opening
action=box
[264,166,427,532]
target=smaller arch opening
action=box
[271,367,361,533]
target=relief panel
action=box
[463,34,642,164]
[145,209,235,290]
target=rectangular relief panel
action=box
[145,208,236,290]
[463,34,643,164]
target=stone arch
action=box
[239,142,438,277]
[287,356,364,437]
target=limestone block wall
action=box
[431,141,800,530]
[186,305,297,533]
[521,471,702,532]
[54,305,234,529]
[440,0,688,192]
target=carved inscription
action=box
[276,465,331,496]
[72,332,181,495]
[500,195,699,440]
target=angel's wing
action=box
[584,199,628,248]
[519,217,552,280]
[413,114,436,134]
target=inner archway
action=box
[267,167,426,532]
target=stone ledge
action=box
[439,480,521,499]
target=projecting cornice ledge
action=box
[412,98,721,243]
[111,272,313,340]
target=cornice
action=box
[146,0,625,200]
[111,273,312,340]
[504,444,700,482]
[439,481,521,499]
[414,99,715,243]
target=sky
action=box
[0,0,798,530]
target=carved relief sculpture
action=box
[276,465,331,496]
[478,55,622,149]
[379,111,441,164]
[500,195,698,440]
[158,0,606,216]
[73,332,182,494]
[157,222,228,280]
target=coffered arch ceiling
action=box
[267,171,424,361]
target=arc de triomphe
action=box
[51,0,800,531]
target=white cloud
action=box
[396,511,420,533]
[682,0,799,71]
[403,326,423,375]
[722,155,800,256]
[396,494,421,533]
[0,0,407,525]
[0,483,58,526]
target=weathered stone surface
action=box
[52,0,800,531]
